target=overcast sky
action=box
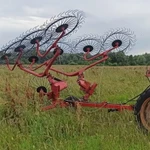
[0,0,150,55]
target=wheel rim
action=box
[140,97,150,131]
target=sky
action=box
[0,0,150,55]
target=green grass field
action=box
[0,65,150,150]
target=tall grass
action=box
[0,65,150,150]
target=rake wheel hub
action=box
[14,45,26,52]
[83,45,93,52]
[30,36,43,44]
[112,39,122,47]
[56,24,69,33]
[28,56,39,63]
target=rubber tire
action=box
[134,88,150,133]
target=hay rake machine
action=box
[0,10,150,132]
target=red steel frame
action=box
[3,29,134,112]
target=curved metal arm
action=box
[48,45,119,77]
[18,45,115,78]
[83,45,118,61]
[17,48,62,77]
[31,61,48,71]
[49,55,109,77]
[35,30,65,58]
[4,51,23,71]
[18,63,46,77]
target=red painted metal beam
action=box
[78,101,134,111]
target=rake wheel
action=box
[100,28,136,53]
[73,35,101,56]
[19,27,47,51]
[29,76,50,93]
[0,39,23,62]
[43,10,85,39]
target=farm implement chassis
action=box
[2,32,134,112]
[0,10,150,132]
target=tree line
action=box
[47,51,150,66]
[5,51,150,66]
